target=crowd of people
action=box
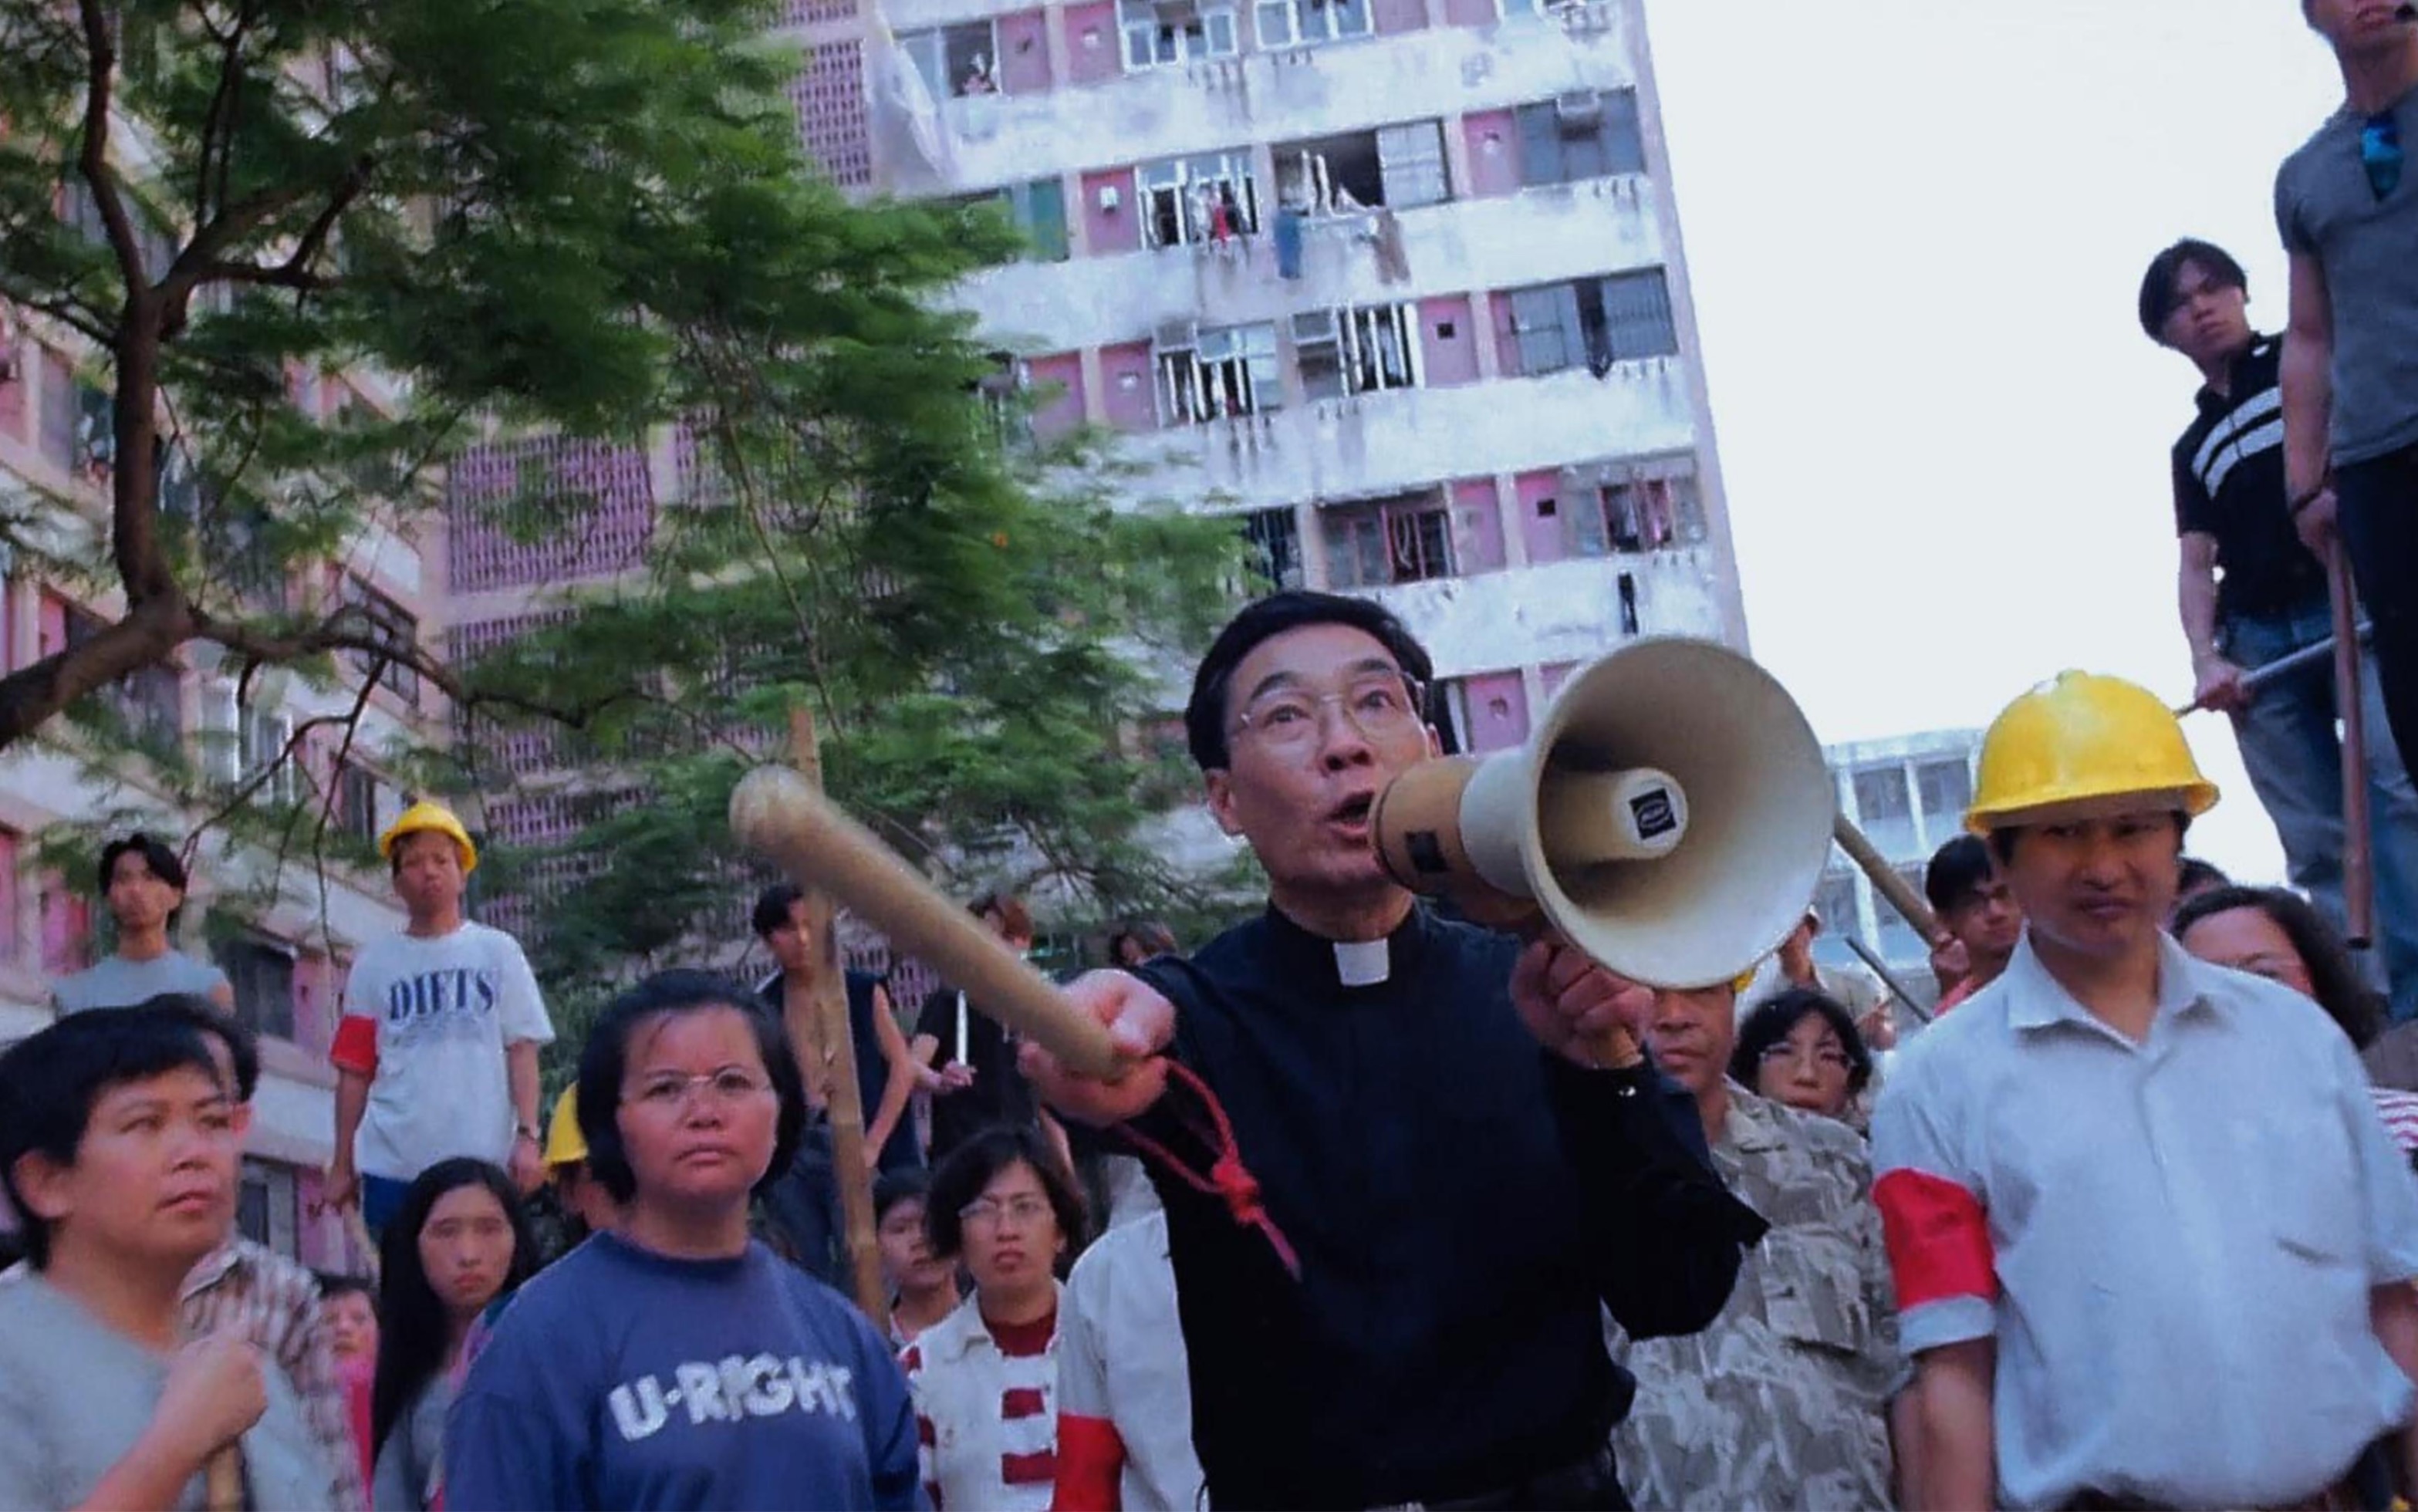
[2,4,2416,1508]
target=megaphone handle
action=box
[1580,1024,1646,1072]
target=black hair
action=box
[874,1168,930,1225]
[1183,590,1437,771]
[751,883,805,941]
[2172,885,2386,1049]
[576,969,805,1207]
[127,993,259,1102]
[1988,812,2191,866]
[1106,920,1179,967]
[2177,856,2232,896]
[1924,835,1998,916]
[315,1271,375,1301]
[924,1124,1087,1264]
[371,1158,533,1459]
[0,1010,225,1270]
[2138,238,2248,342]
[1731,987,1876,1098]
[97,832,189,898]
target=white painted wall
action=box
[965,177,1666,353]
[885,9,1640,194]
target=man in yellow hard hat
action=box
[539,1086,617,1247]
[326,800,555,1233]
[1873,671,2418,1510]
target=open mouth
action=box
[1329,794,1376,826]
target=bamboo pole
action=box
[2329,550,2375,948]
[783,709,890,1331]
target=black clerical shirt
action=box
[1125,903,1766,1509]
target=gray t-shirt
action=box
[369,1376,447,1511]
[0,1269,336,1510]
[52,949,231,1014]
[2276,81,2418,464]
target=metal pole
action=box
[2173,621,2374,715]
[2329,555,2376,948]
[1842,933,1933,1026]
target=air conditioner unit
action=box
[1554,89,1602,127]
[1153,318,1200,351]
[1292,310,1339,343]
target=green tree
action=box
[0,0,1251,991]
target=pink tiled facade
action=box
[446,436,655,593]
[789,42,874,187]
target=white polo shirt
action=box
[1058,1210,1204,1512]
[1873,933,2418,1510]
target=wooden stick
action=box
[2329,548,2376,948]
[203,1446,244,1511]
[784,710,890,1331]
[1832,813,1945,945]
[730,766,1125,1079]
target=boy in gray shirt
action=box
[0,1011,334,1510]
[52,833,233,1015]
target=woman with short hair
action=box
[444,970,920,1511]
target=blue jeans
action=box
[2222,599,2418,1020]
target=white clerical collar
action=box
[1333,938,1391,987]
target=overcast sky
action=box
[1644,0,2350,883]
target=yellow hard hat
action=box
[544,1086,587,1168]
[1966,670,2219,834]
[379,799,478,873]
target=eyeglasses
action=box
[627,1068,772,1110]
[958,1194,1054,1229]
[1230,672,1427,754]
[2363,112,2403,202]
[1758,1041,1851,1072]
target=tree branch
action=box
[73,0,150,312]
[0,597,190,751]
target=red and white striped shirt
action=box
[2372,1086,2418,1156]
[901,1288,1062,1512]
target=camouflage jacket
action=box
[1609,1085,1904,1511]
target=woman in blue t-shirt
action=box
[444,970,922,1511]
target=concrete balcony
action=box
[886,8,1639,196]
[1359,547,1727,680]
[960,175,1663,352]
[1126,360,1696,510]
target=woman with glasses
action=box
[1731,988,1874,1127]
[901,1125,1086,1512]
[444,970,921,1511]
[2174,885,2418,1157]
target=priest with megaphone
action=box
[1022,591,1769,1512]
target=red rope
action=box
[1112,1061,1301,1279]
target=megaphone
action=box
[1371,637,1834,991]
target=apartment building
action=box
[1811,728,1985,991]
[0,298,422,1272]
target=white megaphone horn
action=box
[1371,637,1835,992]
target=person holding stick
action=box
[0,1009,337,1510]
[2279,0,2418,791]
[1018,591,1765,1510]
[912,893,1051,1172]
[2142,235,2418,1020]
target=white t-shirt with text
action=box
[340,922,554,1182]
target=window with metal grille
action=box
[37,350,76,472]
[1322,492,1455,589]
[1139,150,1260,248]
[1295,304,1422,400]
[1600,268,1678,360]
[1273,121,1448,214]
[237,1159,299,1255]
[1156,322,1279,424]
[1917,759,1974,824]
[333,761,382,842]
[1120,0,1239,68]
[60,602,181,748]
[1502,268,1677,376]
[1240,507,1304,590]
[901,19,1004,97]
[340,575,420,704]
[216,936,297,1041]
[1574,462,1704,557]
[957,179,1069,262]
[1253,0,1369,49]
[1855,767,1912,822]
[788,42,873,187]
[1514,90,1646,185]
